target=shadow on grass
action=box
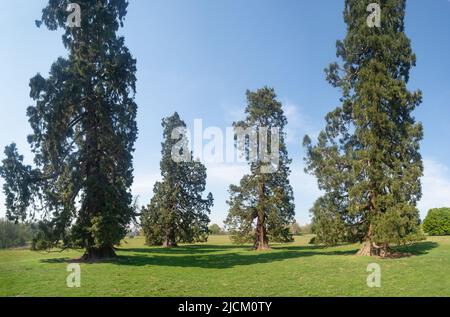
[112,249,358,269]
[40,245,356,268]
[40,241,438,268]
[119,244,246,255]
[391,241,439,256]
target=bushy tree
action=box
[209,224,225,235]
[141,113,213,247]
[423,208,450,236]
[0,0,138,260]
[304,0,424,256]
[225,87,295,250]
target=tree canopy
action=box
[0,0,138,259]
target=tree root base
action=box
[162,241,178,248]
[80,246,117,262]
[254,246,271,251]
[356,241,412,258]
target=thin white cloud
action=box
[206,163,249,185]
[221,102,245,124]
[418,158,450,219]
[132,172,161,206]
[289,162,322,225]
[283,101,320,145]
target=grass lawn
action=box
[1,235,449,297]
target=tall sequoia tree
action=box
[141,113,213,248]
[304,0,424,256]
[0,0,138,260]
[225,87,295,250]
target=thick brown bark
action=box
[357,222,389,257]
[82,245,116,261]
[254,176,270,251]
[254,218,270,250]
[357,240,389,257]
[162,239,177,248]
[356,186,391,257]
[162,227,177,248]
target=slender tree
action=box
[141,113,213,247]
[304,0,424,256]
[0,0,138,260]
[225,87,295,250]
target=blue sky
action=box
[1,0,450,225]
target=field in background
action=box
[1,235,450,297]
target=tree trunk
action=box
[82,245,116,261]
[356,240,375,256]
[357,240,389,257]
[356,187,390,257]
[162,228,177,248]
[357,223,389,257]
[82,95,113,261]
[163,239,177,248]
[254,217,270,250]
[254,176,270,251]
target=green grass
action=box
[1,235,450,297]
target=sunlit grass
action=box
[1,235,449,297]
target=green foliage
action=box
[209,224,226,235]
[310,197,348,246]
[0,0,138,258]
[423,208,450,236]
[141,113,213,247]
[0,219,33,249]
[225,87,295,249]
[304,0,424,254]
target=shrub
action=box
[423,208,450,236]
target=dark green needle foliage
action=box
[225,87,295,250]
[0,0,138,260]
[304,0,424,256]
[141,113,213,248]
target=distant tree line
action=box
[209,224,227,236]
[0,219,35,249]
